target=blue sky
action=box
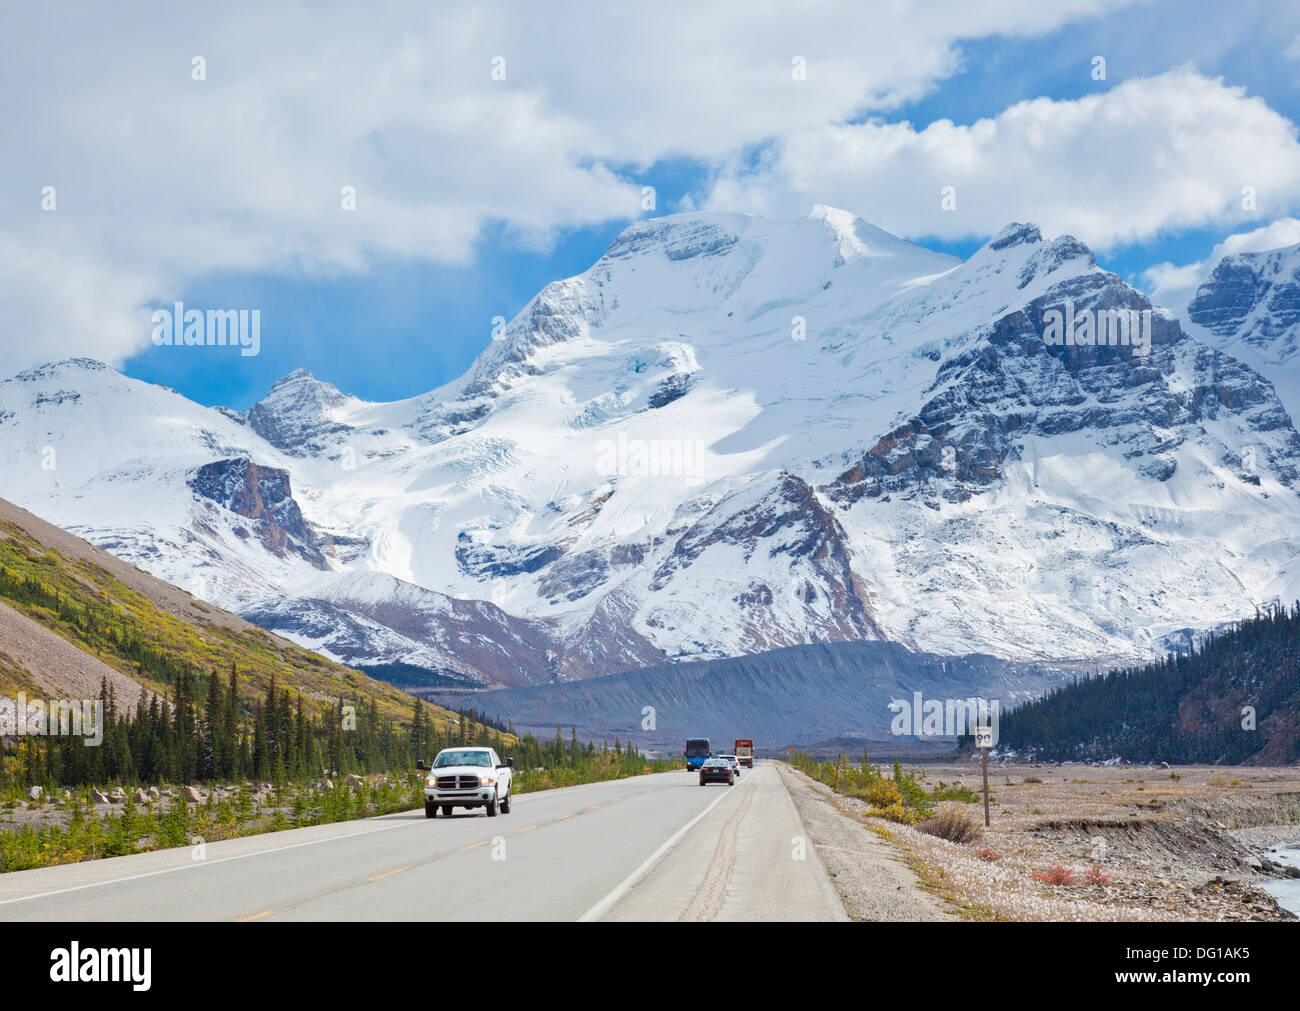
[126,156,740,411]
[6,1,1300,410]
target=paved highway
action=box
[0,762,847,921]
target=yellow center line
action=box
[588,804,601,811]
[516,825,538,833]
[368,865,411,882]
[237,910,273,922]
[556,813,573,821]
[461,840,489,850]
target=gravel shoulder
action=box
[776,762,955,921]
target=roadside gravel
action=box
[776,762,955,921]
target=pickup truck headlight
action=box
[425,777,436,787]
[478,773,496,786]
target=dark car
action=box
[698,757,735,786]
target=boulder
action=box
[27,785,43,801]
[91,789,109,804]
[134,788,150,804]
[109,786,126,802]
[183,786,204,804]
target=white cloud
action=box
[1142,217,1300,311]
[0,0,1147,374]
[704,69,1300,252]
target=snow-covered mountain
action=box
[3,206,1300,687]
[1185,241,1300,417]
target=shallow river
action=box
[1259,843,1300,916]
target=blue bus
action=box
[685,737,710,771]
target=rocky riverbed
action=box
[798,761,1300,921]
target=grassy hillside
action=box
[0,511,454,727]
[0,501,517,796]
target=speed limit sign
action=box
[974,725,994,749]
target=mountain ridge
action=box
[3,207,1300,686]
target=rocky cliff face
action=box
[188,458,326,568]
[833,232,1300,505]
[1189,245,1300,354]
[1185,242,1300,423]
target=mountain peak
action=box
[987,222,1043,251]
[807,204,921,262]
[14,357,110,382]
[600,211,747,264]
[246,369,355,456]
[1217,241,1300,276]
[1188,240,1300,370]
[268,367,319,390]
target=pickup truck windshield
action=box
[434,750,491,768]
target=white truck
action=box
[418,746,513,818]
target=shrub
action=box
[1032,864,1077,886]
[847,778,903,809]
[1085,866,1110,885]
[788,750,934,821]
[931,783,980,803]
[918,804,984,843]
[869,801,922,825]
[977,847,1001,861]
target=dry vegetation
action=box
[801,761,1300,921]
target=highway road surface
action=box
[0,762,848,921]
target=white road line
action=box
[577,785,732,922]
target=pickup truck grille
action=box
[435,775,481,790]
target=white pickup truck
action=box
[418,747,514,818]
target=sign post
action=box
[974,724,994,827]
